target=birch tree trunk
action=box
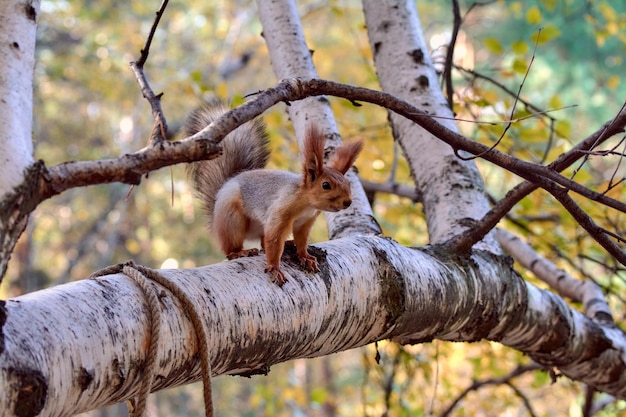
[0,0,39,280]
[0,0,36,196]
[363,0,497,251]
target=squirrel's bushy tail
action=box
[184,101,270,225]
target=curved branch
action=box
[28,78,626,224]
[5,78,625,276]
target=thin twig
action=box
[505,381,538,417]
[129,0,170,146]
[443,0,461,110]
[545,183,626,266]
[440,364,542,417]
[447,101,626,253]
[456,27,543,162]
[457,65,560,163]
[442,1,496,109]
[572,102,626,179]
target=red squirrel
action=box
[185,102,363,286]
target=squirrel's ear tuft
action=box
[303,125,326,180]
[328,139,364,174]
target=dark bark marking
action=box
[408,49,424,64]
[316,96,329,105]
[24,2,37,22]
[9,367,47,417]
[76,367,93,392]
[373,41,382,55]
[233,365,270,378]
[0,300,6,355]
[372,247,406,326]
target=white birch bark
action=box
[1,237,625,416]
[0,0,37,197]
[496,228,613,324]
[362,0,497,251]
[257,0,379,239]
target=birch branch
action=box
[496,228,614,325]
[2,236,626,416]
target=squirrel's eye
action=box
[322,181,331,190]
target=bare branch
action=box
[448,102,626,252]
[5,79,625,275]
[360,179,421,202]
[442,0,461,109]
[129,0,170,146]
[545,183,626,266]
[456,65,561,163]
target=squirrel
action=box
[184,101,363,286]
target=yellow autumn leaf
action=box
[526,6,542,24]
[543,0,557,11]
[214,82,229,99]
[511,40,529,55]
[509,2,523,15]
[484,37,504,54]
[598,2,617,21]
[512,58,528,74]
[555,119,571,138]
[548,94,562,109]
[532,24,561,45]
[482,90,499,104]
[606,75,620,89]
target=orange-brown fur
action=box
[186,105,363,286]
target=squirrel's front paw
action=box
[265,265,287,287]
[298,253,319,273]
[227,248,260,260]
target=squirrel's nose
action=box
[343,199,352,208]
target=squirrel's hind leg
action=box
[213,197,253,259]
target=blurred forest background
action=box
[3,0,626,415]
